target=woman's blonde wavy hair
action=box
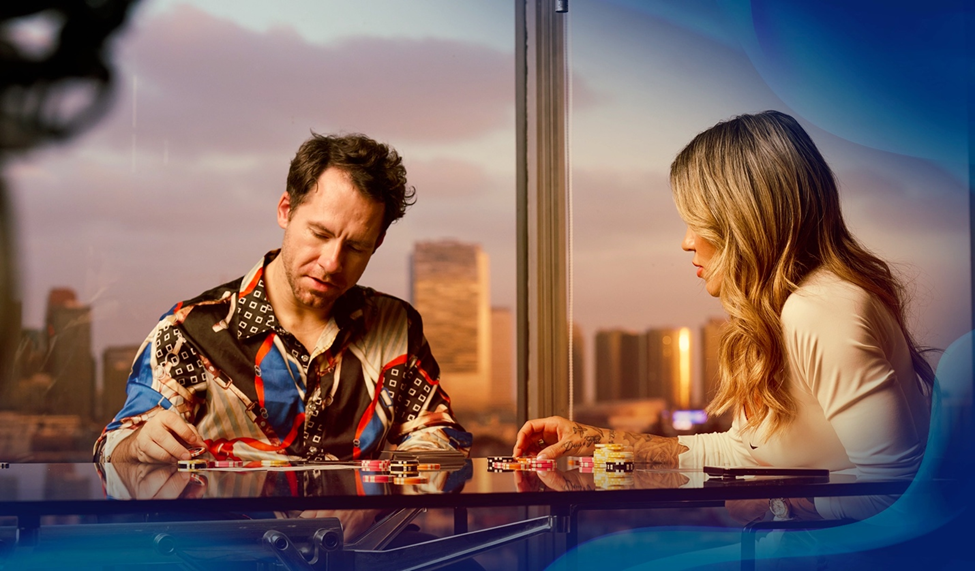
[670,110,935,436]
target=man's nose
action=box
[318,242,343,273]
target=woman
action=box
[514,111,934,520]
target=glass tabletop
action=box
[0,459,913,518]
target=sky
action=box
[5,0,970,398]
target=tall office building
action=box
[701,317,729,408]
[2,328,49,413]
[411,240,491,412]
[490,307,514,408]
[43,288,95,421]
[594,327,695,409]
[101,345,140,425]
[644,327,692,409]
[594,329,642,402]
[571,322,586,405]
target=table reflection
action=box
[100,460,475,501]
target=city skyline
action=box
[8,275,733,421]
[5,2,966,426]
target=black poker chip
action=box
[605,461,634,473]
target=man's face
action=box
[277,167,386,314]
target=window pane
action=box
[2,0,516,460]
[567,2,969,432]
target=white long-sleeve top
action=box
[678,270,931,519]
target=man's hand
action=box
[513,416,605,460]
[514,416,688,467]
[112,462,207,500]
[112,409,205,463]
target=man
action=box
[95,133,471,465]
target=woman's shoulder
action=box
[781,269,878,331]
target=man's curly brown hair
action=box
[286,132,416,232]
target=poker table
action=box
[0,459,914,569]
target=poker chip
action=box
[389,466,420,476]
[605,461,634,473]
[594,474,634,489]
[594,443,624,451]
[177,459,207,470]
[389,459,419,469]
[362,474,394,483]
[393,476,428,485]
[210,460,244,468]
[488,456,516,463]
[360,460,391,471]
[417,463,441,471]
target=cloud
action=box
[90,3,522,159]
[406,157,496,200]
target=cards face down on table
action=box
[379,449,468,470]
[704,466,829,481]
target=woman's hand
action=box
[513,416,610,459]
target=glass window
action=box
[565,1,969,434]
[1,0,517,460]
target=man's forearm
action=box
[105,429,136,462]
[560,423,688,468]
[611,430,688,468]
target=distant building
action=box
[596,327,694,409]
[411,240,491,412]
[594,329,641,402]
[701,317,728,408]
[101,345,140,425]
[43,288,95,421]
[490,307,514,408]
[571,322,586,405]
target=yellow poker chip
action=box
[177,459,207,470]
[393,476,429,485]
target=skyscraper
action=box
[490,307,514,408]
[44,288,95,421]
[571,322,586,406]
[644,327,693,410]
[101,345,140,425]
[411,240,491,412]
[701,317,729,407]
[594,329,641,402]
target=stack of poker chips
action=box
[177,459,291,470]
[575,443,635,489]
[486,456,556,472]
[360,458,433,485]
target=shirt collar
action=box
[234,252,280,341]
[234,250,367,343]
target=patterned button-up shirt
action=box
[94,251,471,463]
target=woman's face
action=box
[681,226,721,297]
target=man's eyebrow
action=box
[308,222,332,235]
[308,222,372,248]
